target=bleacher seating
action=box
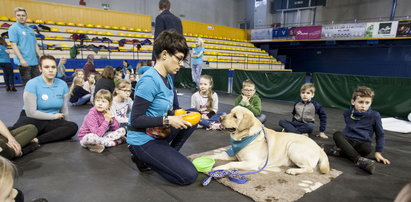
[0,17,284,70]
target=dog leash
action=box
[202,126,269,186]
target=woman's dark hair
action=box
[101,66,115,80]
[0,37,7,47]
[39,55,57,66]
[123,60,129,67]
[153,30,189,61]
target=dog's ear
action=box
[237,110,254,132]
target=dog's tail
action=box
[318,149,330,174]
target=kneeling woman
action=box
[12,55,78,145]
[127,30,198,185]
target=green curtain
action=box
[174,68,229,92]
[233,70,306,101]
[313,73,411,119]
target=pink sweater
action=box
[78,107,120,140]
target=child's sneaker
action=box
[197,124,204,129]
[322,145,342,157]
[86,144,105,153]
[356,157,376,174]
[115,136,126,145]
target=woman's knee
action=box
[177,167,198,186]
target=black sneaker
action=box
[131,154,151,172]
[6,86,11,91]
[31,198,48,202]
[11,86,17,92]
[356,157,376,174]
[22,141,41,156]
[322,144,341,156]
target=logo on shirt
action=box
[22,31,26,35]
[41,94,49,101]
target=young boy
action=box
[234,79,267,123]
[279,83,328,139]
[324,86,390,174]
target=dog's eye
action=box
[233,114,237,119]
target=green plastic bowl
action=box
[192,157,215,172]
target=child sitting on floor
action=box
[69,77,91,106]
[77,89,126,153]
[191,75,225,130]
[279,83,328,138]
[110,80,133,127]
[83,73,96,93]
[234,79,267,123]
[323,86,390,174]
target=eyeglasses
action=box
[242,89,255,92]
[173,54,185,64]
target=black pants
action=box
[333,131,373,162]
[0,62,14,87]
[18,65,40,86]
[13,110,78,144]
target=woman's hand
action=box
[7,137,22,156]
[201,114,209,119]
[54,113,64,119]
[168,115,192,129]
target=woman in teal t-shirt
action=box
[0,37,16,91]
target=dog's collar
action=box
[225,128,263,156]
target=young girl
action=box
[69,76,91,106]
[57,58,69,82]
[190,75,225,130]
[114,71,123,86]
[83,73,96,93]
[78,89,126,153]
[73,69,85,81]
[191,37,205,89]
[110,80,133,127]
[129,74,137,100]
[0,37,16,92]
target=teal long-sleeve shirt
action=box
[234,94,262,116]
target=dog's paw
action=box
[297,180,323,193]
[212,165,229,171]
[285,168,301,175]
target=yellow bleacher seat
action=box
[46,20,55,24]
[141,34,147,38]
[76,30,85,34]
[143,29,149,32]
[96,31,104,35]
[118,32,125,37]
[54,35,65,40]
[66,29,74,33]
[104,25,111,29]
[26,18,33,23]
[56,21,65,26]
[95,24,102,28]
[105,32,113,35]
[194,34,198,37]
[85,24,93,28]
[199,34,203,37]
[136,28,142,32]
[120,26,127,30]
[10,17,16,21]
[190,44,195,48]
[148,35,154,38]
[128,27,135,31]
[50,27,59,32]
[35,19,44,24]
[126,33,133,37]
[61,44,69,48]
[134,34,141,37]
[76,23,85,27]
[0,16,9,21]
[183,33,188,36]
[112,26,119,30]
[188,33,193,36]
[86,30,94,34]
[67,22,75,26]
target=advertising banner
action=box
[293,26,322,40]
[272,28,289,38]
[321,23,366,39]
[396,20,411,37]
[251,28,273,41]
[365,21,398,38]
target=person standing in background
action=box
[0,37,16,91]
[8,7,42,86]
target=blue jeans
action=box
[256,113,267,124]
[191,63,202,87]
[200,112,226,127]
[128,126,198,185]
[74,94,91,106]
[279,119,314,134]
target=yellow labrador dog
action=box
[208,106,330,175]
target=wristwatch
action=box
[163,116,170,127]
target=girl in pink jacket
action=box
[78,89,126,153]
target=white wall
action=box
[36,0,247,28]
